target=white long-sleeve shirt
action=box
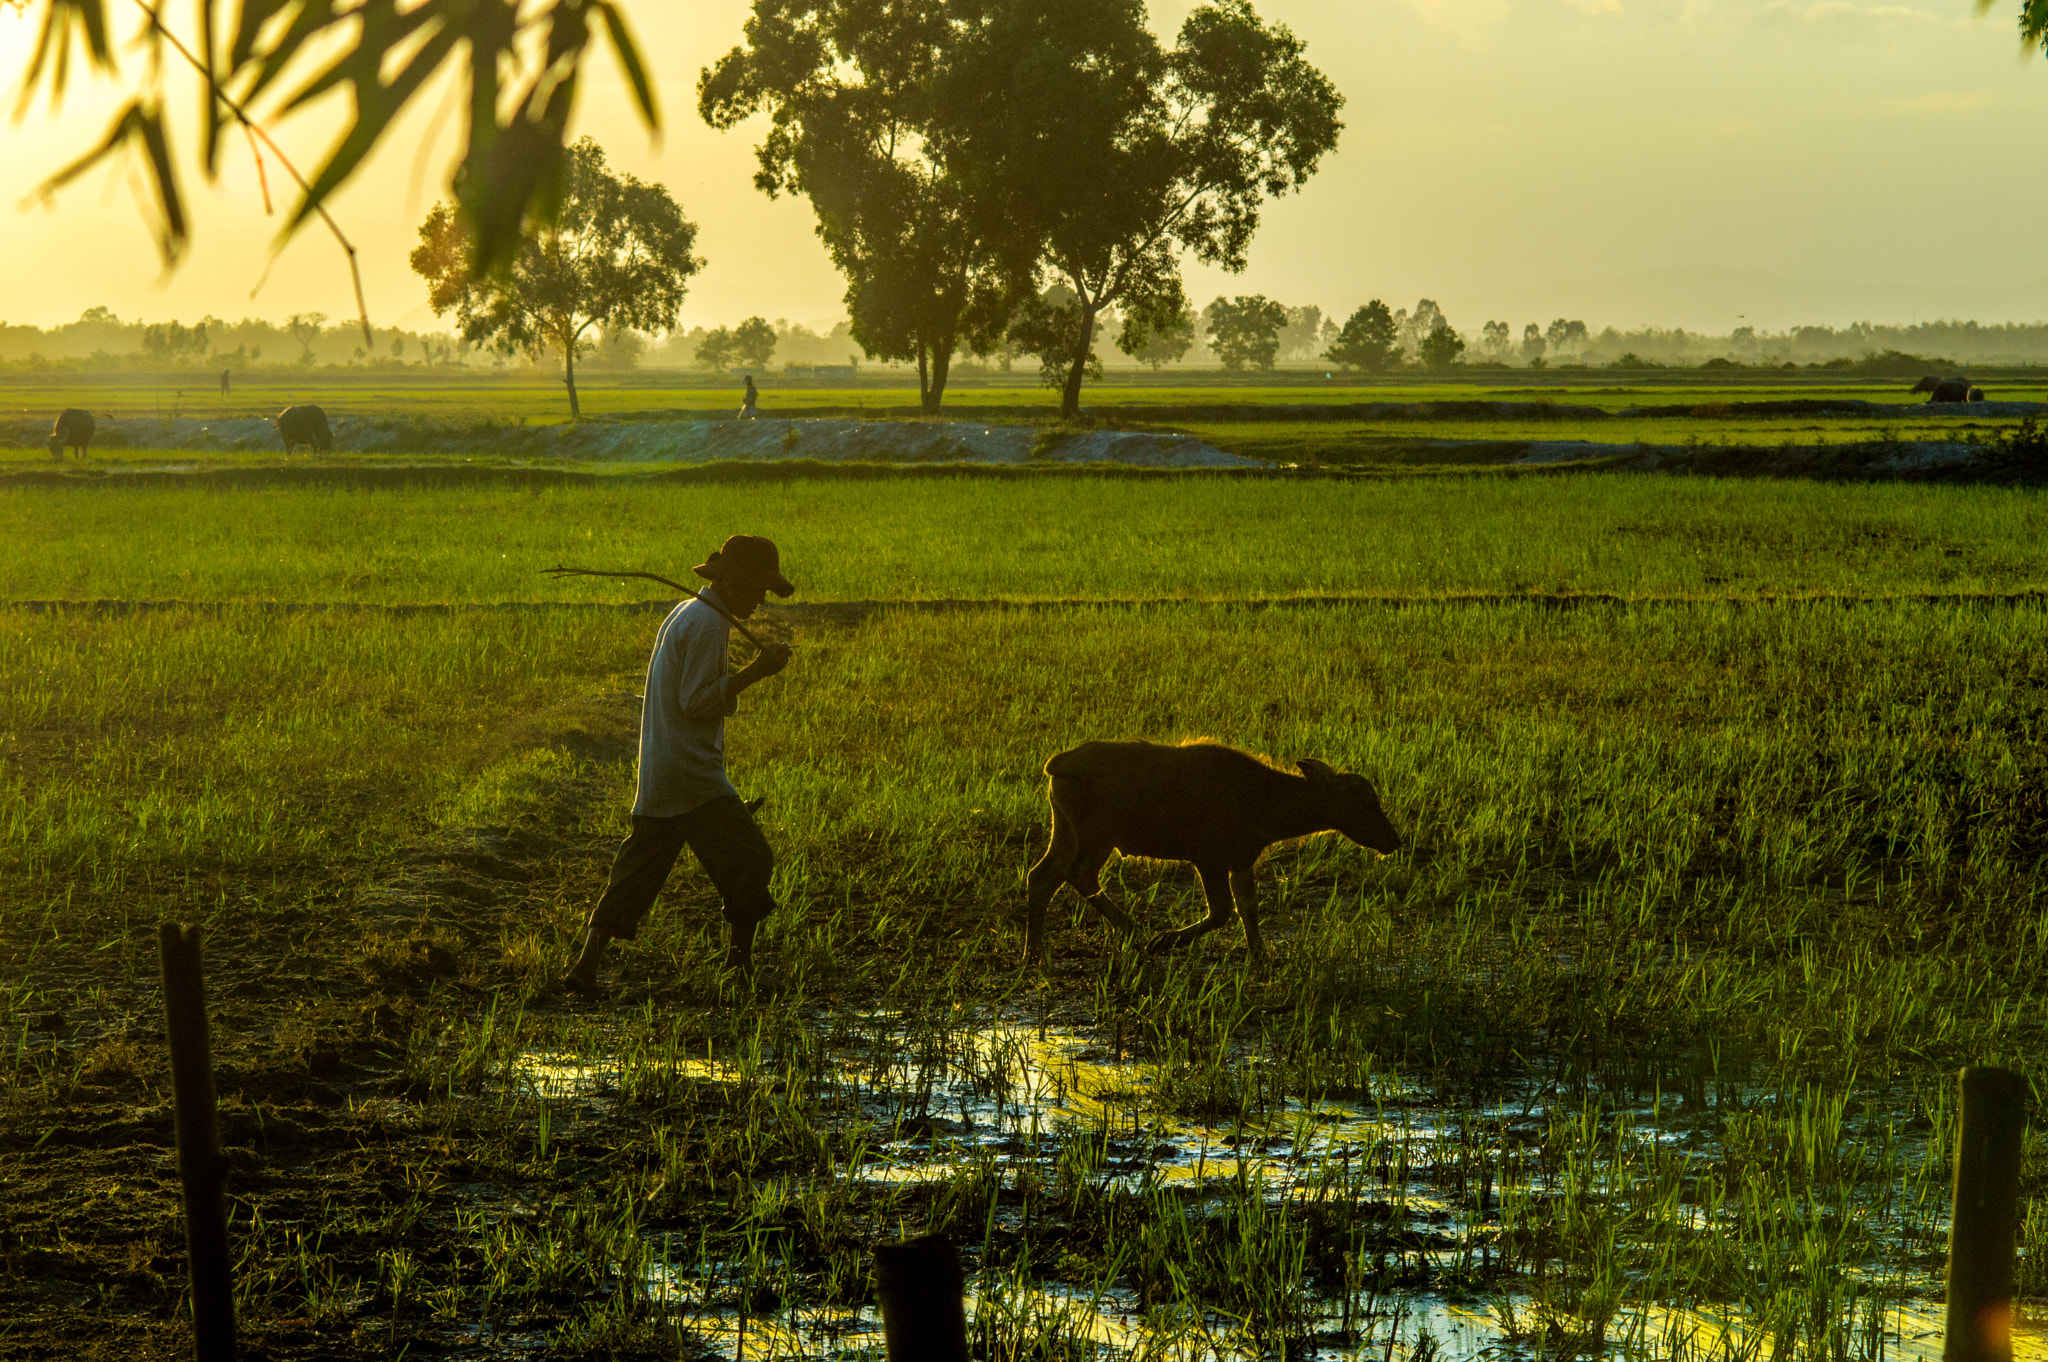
[631,588,742,817]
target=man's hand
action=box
[733,641,792,695]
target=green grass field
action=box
[7,461,2048,1358]
[7,476,2048,603]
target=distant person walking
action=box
[740,374,760,419]
[563,535,796,990]
[220,368,231,398]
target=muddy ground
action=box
[0,693,646,1358]
[0,679,1181,1361]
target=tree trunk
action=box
[1059,304,1097,421]
[564,344,582,421]
[925,343,952,415]
[916,339,930,414]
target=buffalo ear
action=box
[1296,758,1339,783]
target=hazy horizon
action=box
[5,0,2047,339]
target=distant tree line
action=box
[0,306,481,372]
[13,302,2048,379]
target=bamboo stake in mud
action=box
[1944,1065,2028,1362]
[874,1234,969,1362]
[158,922,237,1362]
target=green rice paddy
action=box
[6,476,2047,603]
[4,430,2048,1359]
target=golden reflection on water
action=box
[515,1024,2019,1362]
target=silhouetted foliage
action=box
[1277,305,1323,363]
[1417,320,1466,370]
[1131,308,1197,370]
[731,317,778,371]
[1324,301,1401,372]
[10,0,659,281]
[699,0,1015,413]
[410,137,700,419]
[966,0,1343,417]
[1546,318,1590,357]
[694,327,739,373]
[1204,295,1289,371]
[140,320,210,363]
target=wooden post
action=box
[1944,1065,2027,1362]
[874,1235,969,1362]
[159,922,237,1362]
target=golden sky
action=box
[3,0,2045,337]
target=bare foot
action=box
[561,928,613,992]
[557,968,604,996]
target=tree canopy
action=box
[1131,308,1197,370]
[699,0,1014,413]
[955,0,1342,416]
[732,317,779,371]
[1325,301,1401,372]
[409,137,700,419]
[1417,320,1466,370]
[1204,295,1288,371]
[695,327,740,372]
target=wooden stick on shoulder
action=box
[541,565,771,650]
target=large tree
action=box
[1324,301,1400,373]
[699,0,1013,413]
[1204,295,1288,371]
[1131,308,1196,370]
[1417,320,1466,370]
[960,0,1342,418]
[731,317,779,371]
[410,137,700,419]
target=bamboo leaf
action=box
[594,0,659,129]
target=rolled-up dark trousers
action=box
[587,795,775,941]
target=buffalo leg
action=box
[1148,863,1236,956]
[1066,842,1134,937]
[1230,868,1268,974]
[1023,816,1078,964]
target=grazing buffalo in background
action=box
[48,408,94,459]
[1912,376,1976,404]
[274,404,333,453]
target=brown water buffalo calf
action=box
[1024,739,1403,971]
[274,404,333,453]
[48,408,94,458]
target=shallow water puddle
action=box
[629,1293,2048,1362]
[505,1021,2011,1362]
[820,1021,1470,1195]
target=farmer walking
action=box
[563,535,795,989]
[740,374,760,418]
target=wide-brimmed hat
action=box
[694,535,795,597]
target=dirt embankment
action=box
[2,414,1260,467]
